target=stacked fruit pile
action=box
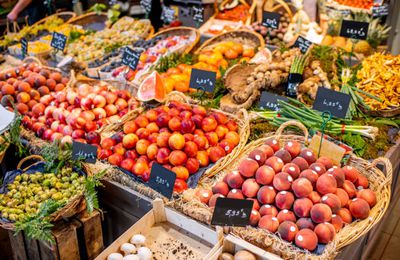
[98,100,240,192]
[196,139,377,251]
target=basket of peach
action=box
[180,120,391,259]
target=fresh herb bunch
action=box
[41,142,83,174]
[1,114,28,157]
[84,169,107,213]
[154,53,195,73]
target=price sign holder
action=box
[72,141,98,163]
[211,198,253,227]
[258,91,288,111]
[312,87,351,119]
[122,47,142,71]
[292,36,312,53]
[340,20,369,40]
[262,11,281,29]
[50,32,67,52]
[148,162,176,199]
[189,68,216,93]
[192,5,204,27]
[140,0,152,18]
[21,38,28,59]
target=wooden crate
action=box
[4,210,103,260]
[209,234,282,260]
[96,199,223,260]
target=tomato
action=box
[174,178,188,193]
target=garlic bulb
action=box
[137,247,152,260]
[130,234,146,247]
[123,255,140,260]
[120,243,136,255]
[107,253,123,260]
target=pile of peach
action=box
[98,100,240,192]
[196,140,377,252]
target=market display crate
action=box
[174,121,392,259]
[95,198,223,260]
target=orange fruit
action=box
[174,81,189,93]
[243,48,255,58]
[167,67,181,75]
[163,78,175,93]
[224,49,239,59]
[232,43,244,55]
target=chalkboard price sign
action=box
[140,0,152,13]
[262,11,281,29]
[372,5,389,17]
[162,5,176,24]
[340,20,369,40]
[258,91,288,111]
[211,198,253,227]
[21,38,28,58]
[122,47,142,70]
[50,32,67,51]
[292,35,312,53]
[312,87,351,119]
[192,6,204,24]
[148,162,176,199]
[189,68,216,93]
[72,141,98,163]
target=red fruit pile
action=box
[198,140,377,251]
[98,100,240,192]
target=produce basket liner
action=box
[195,30,265,54]
[85,91,250,199]
[173,120,392,259]
[0,155,86,230]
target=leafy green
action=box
[88,3,107,14]
[1,114,28,157]
[342,132,367,157]
[154,53,196,73]
[41,142,83,174]
[84,169,107,213]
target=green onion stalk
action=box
[255,99,379,140]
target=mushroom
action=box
[107,253,123,260]
[137,247,152,260]
[130,234,146,247]
[120,243,136,255]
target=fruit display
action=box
[251,11,290,46]
[107,234,152,260]
[196,138,378,251]
[216,1,250,23]
[8,41,52,57]
[0,168,85,222]
[98,100,241,192]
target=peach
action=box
[258,144,274,158]
[277,210,296,223]
[196,189,213,204]
[293,198,313,218]
[343,180,357,198]
[238,158,259,178]
[225,131,240,146]
[108,153,123,166]
[156,147,170,164]
[292,157,309,171]
[219,139,235,154]
[209,146,226,163]
[168,133,185,150]
[316,156,334,169]
[265,139,280,152]
[335,188,349,207]
[284,141,302,158]
[105,104,118,116]
[258,215,280,232]
[120,158,135,171]
[257,186,276,204]
[311,203,332,223]
[226,170,245,189]
[282,163,300,179]
[296,218,315,230]
[242,179,260,198]
[278,221,298,242]
[134,115,149,128]
[226,120,238,132]
[215,125,229,139]
[146,143,158,160]
[275,191,295,210]
[208,194,224,207]
[337,208,352,224]
[316,174,337,195]
[181,118,195,133]
[172,166,189,180]
[331,214,343,232]
[295,229,318,251]
[259,204,278,217]
[227,189,244,199]
[265,156,284,173]
[168,116,182,131]
[321,194,341,213]
[327,167,345,187]
[136,139,150,155]
[255,165,275,185]
[247,198,260,210]
[17,92,30,103]
[196,151,209,167]
[349,198,370,219]
[133,161,149,176]
[201,116,217,132]
[146,122,159,134]
[194,135,208,150]
[122,133,139,149]
[309,163,326,176]
[113,143,126,156]
[169,150,188,166]
[357,189,376,208]
[148,132,159,144]
[186,158,199,174]
[292,178,313,198]
[212,182,229,196]
[342,166,359,183]
[156,113,171,127]
[136,128,150,140]
[16,103,29,114]
[156,132,171,148]
[32,103,45,117]
[274,149,292,164]
[272,172,293,191]
[249,149,267,166]
[212,112,228,125]
[299,148,317,164]
[314,223,335,244]
[249,210,261,226]
[355,175,369,189]
[308,191,321,204]
[205,132,219,146]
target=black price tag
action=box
[192,6,204,24]
[262,11,281,29]
[258,91,288,111]
[51,32,67,51]
[140,0,152,13]
[372,5,389,17]
[189,68,216,93]
[340,20,369,40]
[312,87,351,119]
[162,5,176,24]
[72,141,98,163]
[211,198,253,227]
[122,47,142,70]
[292,35,312,53]
[148,162,176,199]
[21,38,28,58]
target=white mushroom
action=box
[137,247,152,260]
[120,243,136,255]
[130,234,146,247]
[123,255,140,260]
[107,253,124,260]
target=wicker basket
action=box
[31,11,76,27]
[150,26,200,54]
[250,0,295,24]
[359,105,400,118]
[174,120,392,259]
[0,155,86,230]
[67,12,108,31]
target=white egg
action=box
[107,252,123,260]
[123,255,140,260]
[120,243,136,255]
[130,234,146,247]
[137,247,152,260]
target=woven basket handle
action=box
[17,155,44,171]
[23,56,42,65]
[370,157,393,186]
[275,120,309,141]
